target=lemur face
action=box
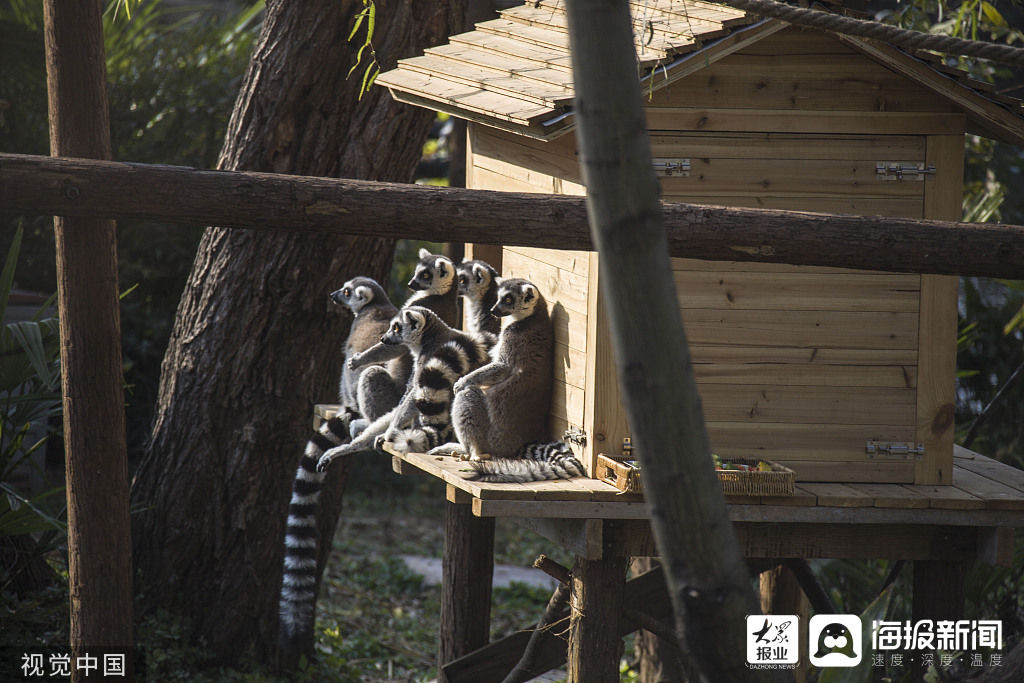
[330,277,376,314]
[456,261,493,298]
[381,307,428,345]
[408,249,454,293]
[491,279,540,321]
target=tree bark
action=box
[562,0,785,680]
[43,0,133,673]
[129,0,462,664]
[5,151,1024,279]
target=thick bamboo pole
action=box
[562,0,785,680]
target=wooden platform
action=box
[387,444,1024,563]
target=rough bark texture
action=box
[7,151,1024,279]
[43,0,134,669]
[562,0,784,680]
[130,0,462,663]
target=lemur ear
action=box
[523,284,537,303]
[418,247,432,260]
[438,257,452,278]
[472,263,487,283]
[354,285,371,302]
[404,309,424,329]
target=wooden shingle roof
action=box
[376,0,1024,145]
[377,0,755,138]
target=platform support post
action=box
[439,491,495,682]
[760,564,809,683]
[568,553,627,683]
[912,560,965,622]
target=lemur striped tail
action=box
[463,441,586,483]
[279,414,348,651]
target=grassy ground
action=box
[313,451,581,682]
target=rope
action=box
[716,0,1024,67]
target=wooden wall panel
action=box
[681,310,919,350]
[651,27,956,115]
[673,270,920,312]
[706,422,917,462]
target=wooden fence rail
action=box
[2,151,1023,279]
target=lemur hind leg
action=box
[450,385,493,461]
[356,366,403,423]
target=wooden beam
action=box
[3,152,1024,278]
[42,1,133,674]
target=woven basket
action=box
[716,459,795,496]
[596,454,795,496]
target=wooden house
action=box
[376,0,1024,485]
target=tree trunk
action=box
[562,0,785,680]
[130,0,462,664]
[43,0,134,674]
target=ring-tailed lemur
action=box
[280,276,401,653]
[409,247,460,327]
[457,259,500,340]
[343,248,460,437]
[334,278,412,426]
[433,278,585,482]
[316,306,490,470]
[281,252,460,652]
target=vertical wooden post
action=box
[912,561,965,622]
[568,554,627,683]
[916,134,963,485]
[439,487,495,681]
[43,0,133,671]
[760,566,809,683]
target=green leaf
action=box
[817,585,894,683]
[360,63,379,98]
[366,1,376,43]
[0,224,23,326]
[347,7,368,42]
[980,1,1007,28]
[0,484,66,535]
[1003,304,1024,336]
[347,40,369,79]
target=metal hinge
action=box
[866,441,926,458]
[876,161,936,181]
[652,158,691,177]
[563,427,587,448]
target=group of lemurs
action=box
[279,248,585,651]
